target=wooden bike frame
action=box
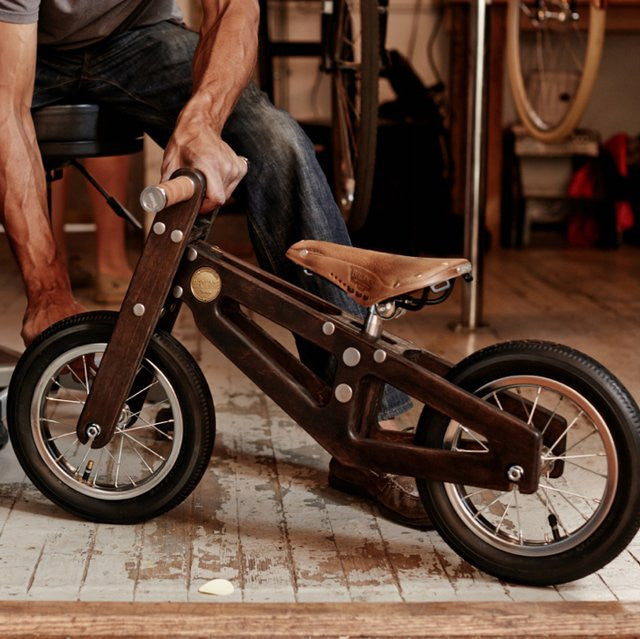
[77,170,543,495]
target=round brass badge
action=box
[190,267,222,302]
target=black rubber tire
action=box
[415,340,640,586]
[330,0,379,232]
[7,311,215,524]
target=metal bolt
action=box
[334,384,353,403]
[186,247,198,261]
[373,349,387,363]
[376,302,396,319]
[85,423,101,439]
[342,347,361,367]
[507,465,524,483]
[173,285,183,299]
[133,303,146,317]
[152,222,166,235]
[170,229,184,243]
[322,321,335,336]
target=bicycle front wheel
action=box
[330,0,379,231]
[7,312,215,524]
[506,0,606,143]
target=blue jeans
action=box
[33,21,411,419]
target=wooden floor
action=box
[1,227,640,612]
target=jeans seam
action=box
[80,76,166,116]
[33,78,78,103]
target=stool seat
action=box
[32,104,144,163]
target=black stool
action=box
[1,104,145,443]
[33,103,145,224]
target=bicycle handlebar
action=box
[139,175,197,214]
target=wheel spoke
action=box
[542,452,606,461]
[455,424,489,453]
[495,490,516,536]
[539,481,601,505]
[126,378,159,403]
[548,409,584,454]
[121,431,166,462]
[559,457,608,478]
[526,386,542,425]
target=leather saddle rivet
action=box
[300,249,309,257]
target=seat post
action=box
[363,302,397,338]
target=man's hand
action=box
[159,0,258,211]
[161,99,248,212]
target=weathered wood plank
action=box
[188,417,243,603]
[232,407,297,603]
[267,403,351,602]
[3,601,640,637]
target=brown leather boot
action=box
[328,458,432,529]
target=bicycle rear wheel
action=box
[329,0,379,231]
[416,341,640,585]
[506,0,606,143]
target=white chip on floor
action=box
[198,579,235,597]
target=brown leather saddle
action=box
[286,240,472,307]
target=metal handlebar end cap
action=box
[140,185,167,214]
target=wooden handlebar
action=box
[139,175,196,213]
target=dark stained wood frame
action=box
[1,601,640,638]
[75,169,544,495]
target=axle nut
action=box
[86,423,101,439]
[507,465,524,483]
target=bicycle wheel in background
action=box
[329,0,380,232]
[506,0,606,144]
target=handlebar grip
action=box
[139,175,196,213]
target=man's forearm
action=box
[186,0,260,132]
[0,114,70,300]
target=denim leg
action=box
[221,84,411,419]
[37,21,411,419]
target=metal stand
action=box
[458,0,490,330]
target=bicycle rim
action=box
[442,375,617,555]
[30,343,184,500]
[506,0,606,143]
[330,0,379,231]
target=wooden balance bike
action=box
[7,169,640,586]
